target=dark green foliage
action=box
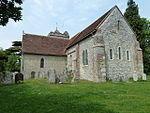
[5,54,20,72]
[0,41,21,72]
[140,18,150,74]
[124,0,150,74]
[12,41,22,47]
[0,0,23,26]
[124,0,142,38]
[0,50,7,72]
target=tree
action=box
[140,18,150,74]
[0,0,23,26]
[124,0,143,39]
[0,41,22,72]
[0,50,7,72]
[124,0,150,74]
[5,53,20,72]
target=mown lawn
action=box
[0,77,150,113]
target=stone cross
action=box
[48,69,56,84]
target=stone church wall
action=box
[67,7,144,82]
[98,7,143,81]
[21,54,67,79]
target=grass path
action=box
[0,78,150,113]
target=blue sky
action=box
[0,0,149,49]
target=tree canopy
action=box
[124,0,150,74]
[0,0,23,26]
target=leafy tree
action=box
[124,0,150,74]
[6,41,21,55]
[140,18,150,74]
[5,53,20,72]
[0,0,23,26]
[0,50,7,72]
[0,41,21,72]
[124,0,143,39]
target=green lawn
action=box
[0,77,150,113]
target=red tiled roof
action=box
[22,34,70,56]
[66,6,116,49]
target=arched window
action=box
[118,47,121,59]
[117,20,120,30]
[40,58,44,68]
[82,49,88,65]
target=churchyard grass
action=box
[0,77,150,113]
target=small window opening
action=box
[82,49,88,65]
[118,47,121,59]
[118,20,120,30]
[110,49,113,59]
[127,51,129,60]
[40,58,44,68]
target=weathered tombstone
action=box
[133,73,138,81]
[142,73,147,80]
[31,71,35,78]
[59,69,68,84]
[48,69,56,84]
[38,71,45,78]
[55,74,60,84]
[3,72,13,84]
[15,72,24,84]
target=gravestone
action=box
[133,73,138,81]
[38,71,45,78]
[59,70,68,83]
[0,72,13,84]
[31,71,36,78]
[142,73,146,80]
[48,69,56,84]
[15,72,24,84]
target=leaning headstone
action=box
[133,73,138,81]
[3,72,13,84]
[48,69,56,84]
[142,73,147,80]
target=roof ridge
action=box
[66,6,116,49]
[24,33,70,40]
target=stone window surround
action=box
[126,50,130,61]
[118,46,122,60]
[82,49,88,66]
[109,48,114,60]
[40,58,44,68]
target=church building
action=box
[21,6,144,82]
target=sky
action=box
[0,0,149,49]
